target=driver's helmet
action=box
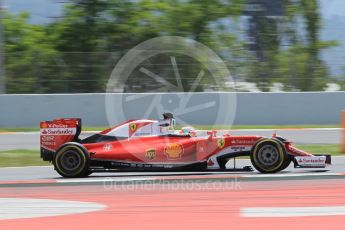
[159,112,175,133]
[180,126,196,137]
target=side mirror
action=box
[207,130,217,138]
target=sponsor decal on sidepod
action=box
[145,148,156,160]
[164,143,184,160]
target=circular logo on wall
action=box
[105,36,237,129]
[105,36,237,162]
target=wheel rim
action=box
[60,150,82,171]
[257,144,279,166]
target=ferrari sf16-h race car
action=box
[40,113,331,178]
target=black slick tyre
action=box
[250,138,288,173]
[53,143,90,178]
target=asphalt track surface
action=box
[0,128,342,151]
[1,129,345,229]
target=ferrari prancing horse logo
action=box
[129,123,137,132]
[217,138,225,148]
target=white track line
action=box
[56,177,155,183]
[0,166,52,169]
[0,198,106,220]
[241,206,345,217]
[242,172,343,178]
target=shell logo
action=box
[164,143,184,160]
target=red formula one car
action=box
[40,113,331,178]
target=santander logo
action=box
[298,158,324,163]
[40,128,75,135]
[296,156,326,166]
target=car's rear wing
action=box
[40,118,81,161]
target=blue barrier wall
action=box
[0,92,344,127]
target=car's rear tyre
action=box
[250,138,288,173]
[53,143,90,178]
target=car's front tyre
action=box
[250,138,288,173]
[53,143,90,178]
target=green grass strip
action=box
[0,150,50,167]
